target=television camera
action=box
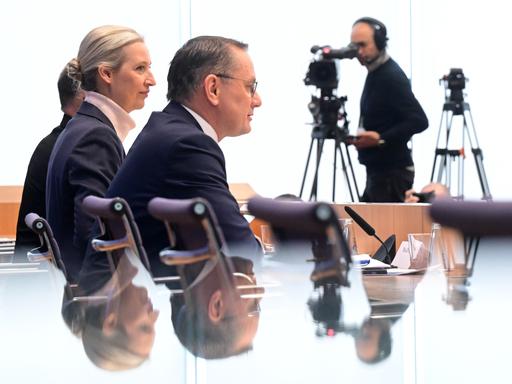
[299,43,361,202]
[304,44,358,139]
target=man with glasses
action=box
[97,36,263,277]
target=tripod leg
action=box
[332,139,337,201]
[299,137,315,199]
[344,144,361,201]
[437,112,456,187]
[464,109,492,200]
[431,110,447,182]
[472,148,492,200]
[335,141,353,201]
[431,110,455,186]
[334,141,359,202]
[309,139,325,201]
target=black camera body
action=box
[305,44,358,90]
[305,59,338,90]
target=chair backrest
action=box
[147,197,235,289]
[25,212,82,318]
[247,196,350,256]
[82,195,152,274]
[247,196,351,286]
[430,200,512,237]
[24,212,68,276]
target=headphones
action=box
[353,17,388,51]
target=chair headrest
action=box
[430,200,512,236]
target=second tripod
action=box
[299,124,360,202]
[430,68,491,200]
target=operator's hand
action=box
[353,131,381,149]
[404,188,420,203]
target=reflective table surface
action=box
[1,237,511,383]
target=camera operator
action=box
[348,17,428,202]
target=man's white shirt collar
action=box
[182,105,219,143]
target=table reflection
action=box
[4,231,512,383]
[307,248,424,365]
[63,253,159,371]
[170,255,263,359]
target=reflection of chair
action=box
[247,196,351,285]
[24,212,68,275]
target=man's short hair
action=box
[57,66,80,110]
[166,36,248,103]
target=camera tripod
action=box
[299,124,360,202]
[430,99,492,200]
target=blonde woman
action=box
[46,25,156,282]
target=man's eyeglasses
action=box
[215,73,258,96]
[234,271,262,317]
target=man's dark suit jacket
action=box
[15,114,71,251]
[99,101,261,278]
[46,102,125,282]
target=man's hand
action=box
[353,131,381,149]
[404,188,420,203]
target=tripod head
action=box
[308,91,350,140]
[440,68,469,114]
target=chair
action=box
[147,197,236,288]
[430,199,512,237]
[247,196,351,285]
[147,197,225,264]
[24,212,68,276]
[24,213,86,332]
[81,195,177,285]
[429,199,493,280]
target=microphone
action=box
[344,206,394,264]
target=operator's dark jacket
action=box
[359,58,428,172]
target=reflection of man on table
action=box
[171,256,262,359]
[355,274,424,363]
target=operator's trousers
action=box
[361,167,414,203]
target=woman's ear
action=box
[102,312,118,336]
[98,64,114,85]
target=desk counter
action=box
[0,185,22,237]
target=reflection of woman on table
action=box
[63,255,159,370]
